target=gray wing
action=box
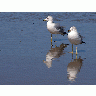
[55,23,64,32]
[79,33,83,38]
[79,33,86,44]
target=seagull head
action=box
[68,26,77,32]
[43,16,53,22]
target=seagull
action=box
[43,43,67,68]
[68,26,85,54]
[67,56,83,82]
[43,16,66,42]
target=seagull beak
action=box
[68,30,71,32]
[43,19,46,21]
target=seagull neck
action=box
[48,21,53,23]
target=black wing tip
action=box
[82,41,86,44]
[62,32,67,36]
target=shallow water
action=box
[0,12,96,85]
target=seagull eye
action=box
[47,18,49,19]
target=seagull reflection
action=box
[43,43,68,68]
[67,56,84,82]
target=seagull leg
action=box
[76,54,77,59]
[51,34,52,48]
[51,34,52,43]
[72,44,73,53]
[69,44,73,54]
[72,53,73,59]
[76,47,78,55]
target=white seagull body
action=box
[43,16,66,35]
[43,16,66,43]
[68,26,85,54]
[68,26,82,45]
